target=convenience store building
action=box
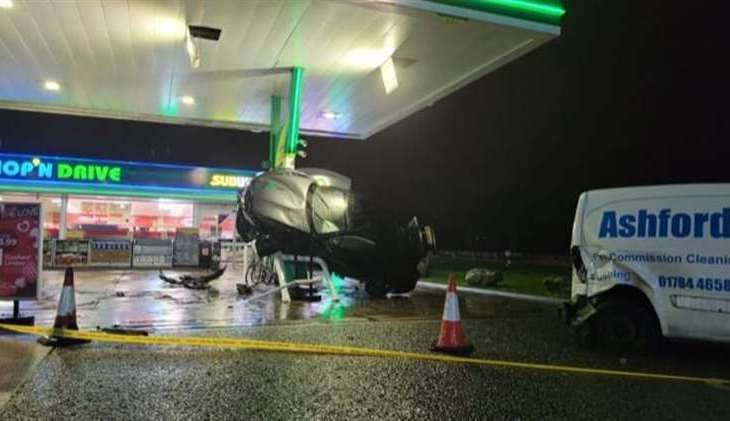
[0,152,255,268]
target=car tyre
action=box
[365,279,389,298]
[388,277,419,294]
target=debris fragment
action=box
[159,266,227,290]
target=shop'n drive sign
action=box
[0,153,255,195]
[0,203,41,300]
[0,156,122,182]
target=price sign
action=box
[0,203,41,300]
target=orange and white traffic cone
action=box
[38,268,91,347]
[431,274,474,356]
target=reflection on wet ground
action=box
[5,265,729,384]
[2,266,730,420]
[0,265,542,332]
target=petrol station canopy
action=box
[0,0,563,140]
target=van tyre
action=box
[589,299,662,354]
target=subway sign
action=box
[209,174,251,188]
[0,153,256,201]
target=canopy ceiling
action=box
[0,0,562,139]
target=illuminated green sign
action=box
[0,153,256,203]
[56,163,122,182]
[0,157,122,183]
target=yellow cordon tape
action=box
[1,323,727,386]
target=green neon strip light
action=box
[431,0,564,26]
[285,67,304,156]
[0,180,237,203]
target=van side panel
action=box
[572,185,730,343]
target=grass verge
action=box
[423,258,571,300]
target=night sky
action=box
[0,0,728,253]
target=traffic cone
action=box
[38,268,91,347]
[431,274,474,356]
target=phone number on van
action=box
[658,275,730,292]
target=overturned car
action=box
[236,168,436,297]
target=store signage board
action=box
[0,203,42,301]
[0,153,258,202]
[65,230,85,240]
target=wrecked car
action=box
[235,168,435,297]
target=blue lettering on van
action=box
[599,209,730,239]
[658,275,730,292]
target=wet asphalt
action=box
[1,267,730,420]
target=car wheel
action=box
[388,277,419,294]
[591,299,661,354]
[365,280,388,298]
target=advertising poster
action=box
[0,203,41,300]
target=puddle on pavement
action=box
[0,266,549,331]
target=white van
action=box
[565,184,730,351]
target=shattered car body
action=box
[236,168,436,297]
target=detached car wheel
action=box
[591,299,661,354]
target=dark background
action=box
[0,0,728,253]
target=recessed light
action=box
[320,111,341,120]
[153,18,185,40]
[181,95,195,105]
[344,48,393,70]
[0,0,13,9]
[43,80,61,91]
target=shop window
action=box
[67,197,132,239]
[130,199,193,239]
[66,197,193,240]
[0,193,61,238]
[196,203,236,240]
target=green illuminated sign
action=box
[56,163,122,183]
[0,153,257,203]
[0,157,122,184]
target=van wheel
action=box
[591,299,661,354]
